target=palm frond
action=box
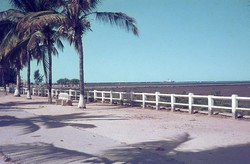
[0,28,16,58]
[9,0,63,12]
[55,39,64,51]
[0,29,25,60]
[95,12,139,36]
[64,1,81,20]
[80,18,92,32]
[27,31,45,50]
[51,46,59,56]
[17,10,67,38]
[9,0,24,10]
[79,0,101,12]
[34,45,49,84]
[9,0,37,11]
[0,9,25,23]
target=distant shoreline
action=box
[85,81,250,87]
[83,81,250,97]
[26,81,250,97]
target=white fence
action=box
[1,87,250,119]
[91,90,250,119]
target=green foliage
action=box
[33,69,43,85]
[70,78,79,85]
[57,78,70,85]
[57,78,81,85]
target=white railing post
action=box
[102,91,105,103]
[69,89,73,99]
[130,92,134,106]
[55,89,58,97]
[52,89,55,97]
[232,94,238,119]
[142,93,146,109]
[208,95,214,116]
[32,88,35,96]
[188,93,194,114]
[119,92,123,105]
[155,92,160,110]
[110,91,113,104]
[94,90,97,102]
[24,88,27,95]
[171,94,175,112]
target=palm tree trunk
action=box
[14,68,21,97]
[47,45,53,103]
[2,71,7,95]
[77,37,86,108]
[26,51,32,99]
[0,64,7,95]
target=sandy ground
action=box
[0,93,250,164]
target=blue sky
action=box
[1,0,250,82]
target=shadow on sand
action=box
[0,112,127,135]
[0,142,111,164]
[104,133,250,164]
[1,133,250,163]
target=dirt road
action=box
[0,94,250,163]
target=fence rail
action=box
[1,86,250,119]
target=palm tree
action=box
[8,0,65,102]
[25,28,65,102]
[0,9,26,97]
[62,0,139,108]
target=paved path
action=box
[0,94,250,164]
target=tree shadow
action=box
[0,115,40,135]
[104,133,250,164]
[105,133,191,164]
[0,113,126,135]
[0,142,112,164]
[1,133,250,163]
[0,101,44,110]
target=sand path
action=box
[0,94,250,163]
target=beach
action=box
[85,82,250,97]
[1,93,250,163]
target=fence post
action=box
[155,92,160,110]
[55,89,58,97]
[102,91,105,103]
[232,94,238,119]
[74,90,77,100]
[171,94,175,112]
[120,92,123,105]
[208,95,214,116]
[94,90,97,102]
[142,93,146,109]
[69,89,73,99]
[130,92,134,106]
[188,93,194,114]
[52,89,55,97]
[110,91,113,104]
[32,88,35,96]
